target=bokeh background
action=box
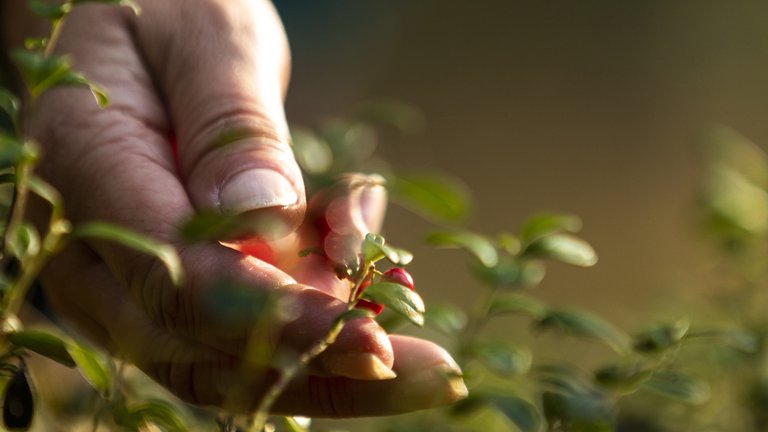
[274,0,768,330]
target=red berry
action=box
[381,267,415,291]
[355,298,384,316]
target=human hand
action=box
[2,0,466,416]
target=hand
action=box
[2,0,466,416]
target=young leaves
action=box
[424,303,468,334]
[0,90,20,131]
[388,174,471,223]
[466,343,532,376]
[11,51,108,106]
[361,282,425,326]
[522,234,598,267]
[7,329,76,368]
[642,371,710,405]
[492,396,542,432]
[113,399,189,432]
[537,310,630,355]
[27,0,71,21]
[520,213,583,243]
[426,230,498,267]
[65,341,113,397]
[74,222,183,285]
[487,294,547,319]
[9,330,113,397]
[361,233,413,265]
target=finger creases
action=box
[132,0,303,240]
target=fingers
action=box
[284,174,388,299]
[26,1,402,395]
[44,241,465,415]
[274,335,467,417]
[131,0,304,239]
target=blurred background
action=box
[274,0,768,330]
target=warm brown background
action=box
[276,0,768,330]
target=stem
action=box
[250,306,352,431]
[44,2,74,58]
[3,219,67,316]
[2,160,31,256]
[457,286,499,361]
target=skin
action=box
[1,0,466,416]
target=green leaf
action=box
[520,213,582,244]
[11,50,109,106]
[353,99,425,133]
[66,341,113,396]
[701,165,768,235]
[699,126,768,186]
[7,330,76,368]
[0,133,25,168]
[72,0,141,15]
[686,328,758,353]
[361,282,425,327]
[488,294,548,319]
[424,303,467,334]
[0,89,20,126]
[281,416,312,432]
[74,222,183,285]
[319,120,378,170]
[24,37,48,51]
[642,371,710,405]
[124,399,189,432]
[541,389,614,431]
[492,396,542,432]
[469,343,532,376]
[291,128,333,174]
[537,310,630,355]
[27,0,71,20]
[450,393,491,417]
[53,70,109,106]
[472,257,546,288]
[535,364,593,395]
[388,173,471,222]
[333,308,375,327]
[178,211,242,242]
[523,234,597,267]
[426,230,498,267]
[25,175,63,208]
[633,319,690,353]
[7,223,40,260]
[361,233,413,265]
[11,50,70,97]
[594,363,652,394]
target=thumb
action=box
[134,0,304,238]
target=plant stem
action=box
[457,286,499,361]
[250,306,351,431]
[3,219,67,316]
[2,160,31,257]
[44,2,74,58]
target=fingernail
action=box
[390,365,468,410]
[323,352,397,381]
[220,168,298,214]
[358,184,387,233]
